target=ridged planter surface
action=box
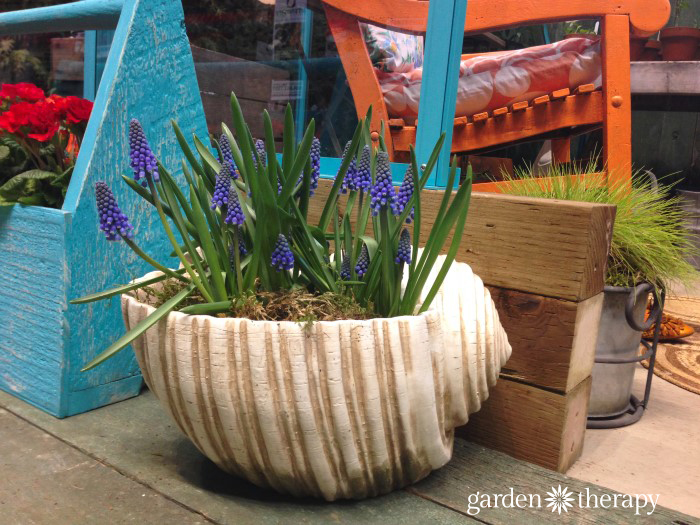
[123,259,511,500]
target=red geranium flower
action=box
[64,96,93,124]
[0,101,33,134]
[46,94,69,120]
[26,100,60,142]
[0,83,45,102]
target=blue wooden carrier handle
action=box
[0,0,123,36]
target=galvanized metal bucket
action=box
[589,285,656,418]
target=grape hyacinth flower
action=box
[229,234,247,265]
[369,151,396,216]
[253,139,267,170]
[271,234,295,271]
[211,165,232,210]
[224,185,245,225]
[128,118,159,186]
[395,228,412,264]
[336,141,356,194]
[309,136,320,196]
[355,244,369,277]
[95,181,134,241]
[340,253,351,280]
[394,165,415,222]
[218,133,239,179]
[353,145,372,192]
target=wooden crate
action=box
[0,0,209,417]
[311,180,615,472]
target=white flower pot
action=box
[122,259,511,500]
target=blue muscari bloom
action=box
[336,141,355,194]
[309,137,320,196]
[271,234,294,271]
[95,181,134,241]
[128,118,159,186]
[340,253,351,280]
[369,151,396,216]
[395,228,412,264]
[394,165,415,222]
[253,139,266,170]
[211,165,232,210]
[353,145,372,192]
[218,134,239,179]
[355,244,369,277]
[229,232,247,265]
[224,185,245,225]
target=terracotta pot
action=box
[641,39,662,61]
[630,35,649,61]
[660,27,700,61]
[122,260,512,501]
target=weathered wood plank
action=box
[409,439,695,524]
[491,289,603,392]
[0,206,67,416]
[631,60,700,95]
[457,377,592,473]
[310,180,615,301]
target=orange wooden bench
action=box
[322,0,670,189]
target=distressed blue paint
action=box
[0,206,68,416]
[0,0,208,418]
[0,0,123,35]
[415,0,468,188]
[83,30,97,100]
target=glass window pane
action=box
[183,0,359,159]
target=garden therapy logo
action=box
[464,486,660,516]
[545,485,575,514]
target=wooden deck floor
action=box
[0,388,696,524]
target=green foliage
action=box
[0,166,72,207]
[75,95,473,371]
[499,160,698,289]
[563,21,598,35]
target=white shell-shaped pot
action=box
[123,258,511,501]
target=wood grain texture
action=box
[125,260,512,500]
[0,206,68,416]
[409,439,695,524]
[309,180,616,301]
[457,377,592,473]
[491,289,603,392]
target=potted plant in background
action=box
[499,163,697,419]
[660,0,700,61]
[0,82,92,207]
[72,94,512,501]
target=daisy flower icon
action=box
[545,485,576,514]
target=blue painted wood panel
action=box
[0,0,209,417]
[415,0,468,188]
[64,0,209,401]
[0,206,68,415]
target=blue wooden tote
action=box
[0,0,208,417]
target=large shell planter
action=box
[123,259,512,500]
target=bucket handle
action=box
[625,283,664,332]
